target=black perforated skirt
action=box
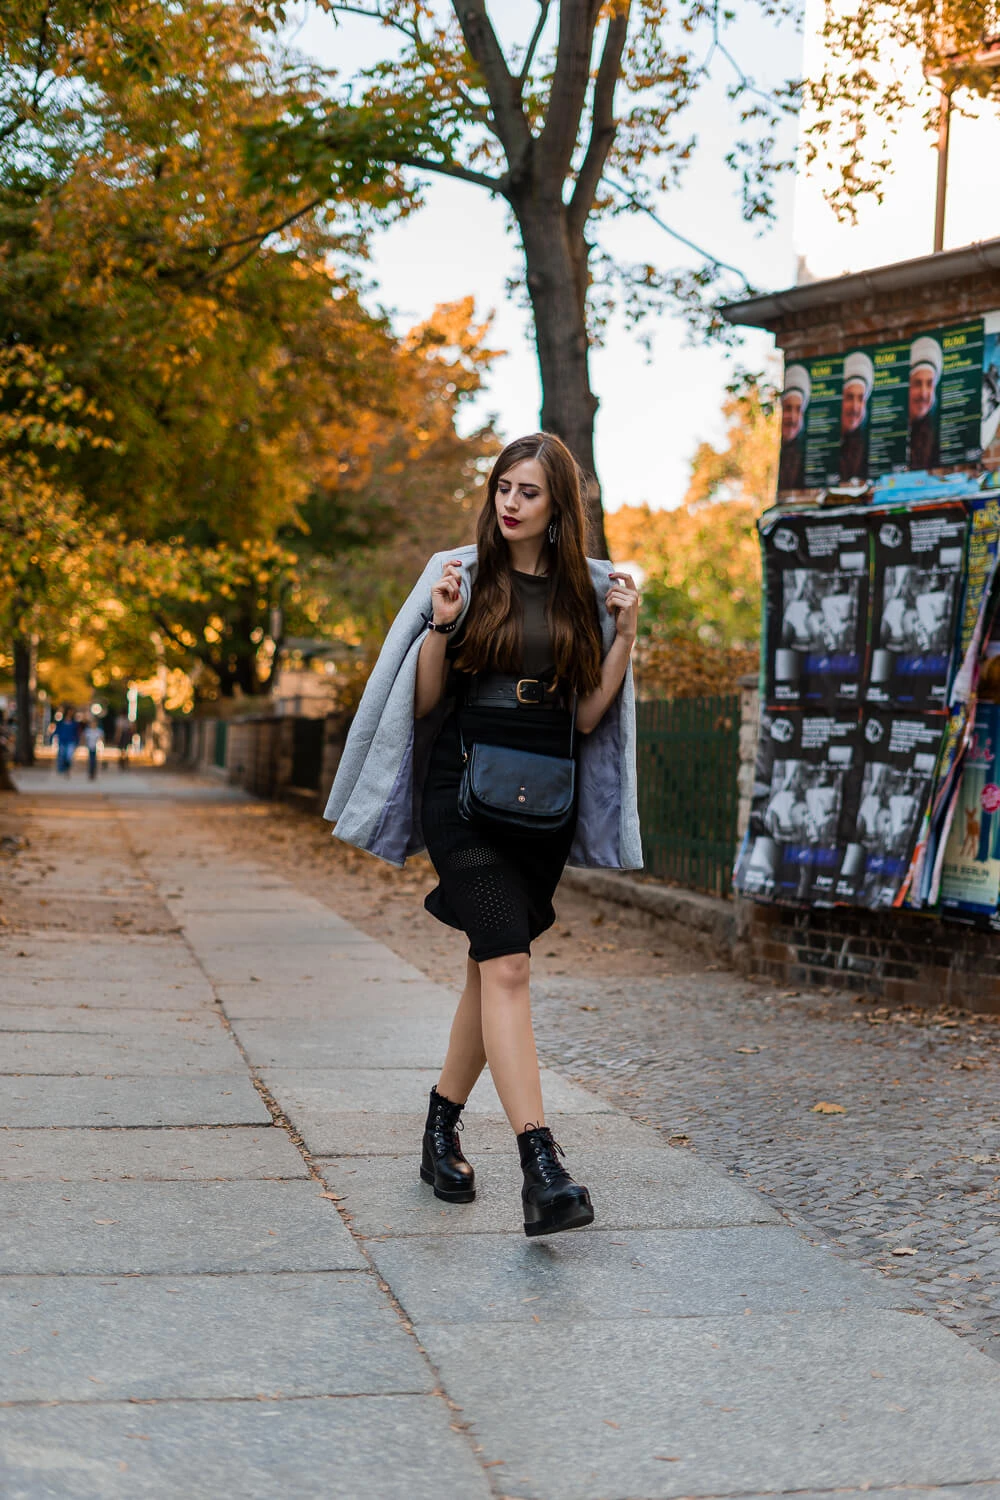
[421,708,578,963]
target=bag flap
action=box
[467,743,575,817]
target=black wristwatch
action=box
[425,616,459,634]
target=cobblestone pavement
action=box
[531,968,1000,1360]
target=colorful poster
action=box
[865,504,968,710]
[982,311,1000,464]
[734,710,861,904]
[951,494,1000,705]
[763,511,871,709]
[907,320,985,471]
[939,702,1000,922]
[834,710,941,909]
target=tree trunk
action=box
[0,732,16,792]
[516,200,609,560]
[13,636,35,767]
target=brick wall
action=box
[771,271,1000,362]
[735,898,1000,1015]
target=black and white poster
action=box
[735,711,861,904]
[833,711,941,909]
[763,511,871,709]
[865,505,968,710]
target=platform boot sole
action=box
[523,1190,594,1238]
[419,1164,476,1203]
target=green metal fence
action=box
[636,693,741,897]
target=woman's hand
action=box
[605,571,640,643]
[430,559,464,627]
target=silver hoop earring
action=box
[548,519,559,544]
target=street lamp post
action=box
[926,11,1000,253]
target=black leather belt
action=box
[464,674,564,710]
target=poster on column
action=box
[762,510,870,709]
[865,504,968,710]
[833,711,942,909]
[906,320,985,472]
[939,702,1000,923]
[777,357,840,492]
[866,341,911,478]
[776,313,1000,494]
[734,710,861,904]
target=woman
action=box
[324,432,641,1238]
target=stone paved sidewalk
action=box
[3,768,1000,1499]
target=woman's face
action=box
[494,457,553,543]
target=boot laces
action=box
[528,1130,568,1185]
[432,1108,464,1153]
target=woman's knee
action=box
[480,951,531,992]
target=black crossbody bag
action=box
[457,689,577,837]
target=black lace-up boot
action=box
[420,1087,475,1203]
[517,1124,594,1237]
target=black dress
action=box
[421,571,578,963]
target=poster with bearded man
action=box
[839,350,874,483]
[908,334,943,471]
[778,364,809,491]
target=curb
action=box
[559,867,736,960]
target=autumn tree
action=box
[248,0,794,553]
[606,378,776,693]
[0,346,118,766]
[0,2,426,706]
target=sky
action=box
[795,0,1000,279]
[282,2,804,512]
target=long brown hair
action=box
[453,433,603,695]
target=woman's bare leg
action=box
[478,952,544,1132]
[436,956,488,1104]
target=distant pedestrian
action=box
[117,724,132,771]
[54,713,80,776]
[325,433,641,1238]
[83,720,102,781]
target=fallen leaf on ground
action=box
[811,1102,846,1114]
[891,1246,918,1256]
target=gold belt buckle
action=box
[516,678,541,705]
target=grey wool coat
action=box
[323,543,642,871]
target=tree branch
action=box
[568,7,629,238]
[393,152,508,193]
[606,176,751,285]
[516,0,551,91]
[179,196,326,258]
[327,2,423,46]
[450,0,533,174]
[536,0,604,188]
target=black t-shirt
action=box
[443,569,573,758]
